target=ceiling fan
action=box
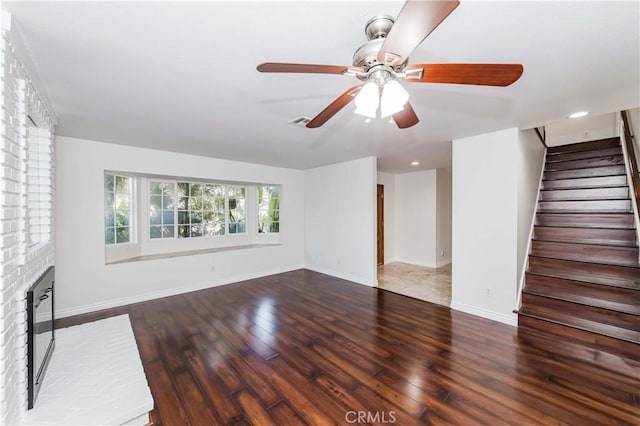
[257,0,523,129]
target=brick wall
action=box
[1,22,56,425]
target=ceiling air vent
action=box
[288,116,311,127]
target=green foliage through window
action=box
[104,174,131,244]
[258,186,280,233]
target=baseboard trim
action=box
[450,301,517,327]
[304,265,377,287]
[393,257,451,269]
[56,264,305,319]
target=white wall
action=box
[377,172,396,263]
[395,170,438,267]
[545,112,617,147]
[55,136,305,317]
[452,128,519,325]
[305,157,377,286]
[516,129,546,288]
[436,168,452,266]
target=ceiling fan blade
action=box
[393,102,419,129]
[404,63,524,86]
[378,0,460,67]
[306,85,362,128]
[257,62,352,75]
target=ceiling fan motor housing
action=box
[353,15,408,82]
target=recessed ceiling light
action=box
[411,161,420,166]
[569,111,589,119]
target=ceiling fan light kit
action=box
[257,0,524,129]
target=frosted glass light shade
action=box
[354,82,379,118]
[380,80,409,118]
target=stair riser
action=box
[531,241,639,267]
[547,138,621,154]
[518,315,639,361]
[538,199,631,212]
[539,187,628,201]
[524,273,640,315]
[544,165,626,180]
[521,293,639,331]
[533,226,637,246]
[535,213,635,229]
[546,147,622,163]
[527,257,640,289]
[542,175,627,190]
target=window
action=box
[149,180,244,239]
[104,174,132,244]
[258,186,280,233]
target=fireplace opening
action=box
[27,266,55,409]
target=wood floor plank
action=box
[57,269,640,425]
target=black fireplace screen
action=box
[27,265,55,409]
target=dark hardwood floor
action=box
[57,269,640,425]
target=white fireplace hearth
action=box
[22,315,153,425]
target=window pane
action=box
[150,181,162,194]
[105,192,114,209]
[162,195,174,210]
[116,211,129,227]
[150,225,162,239]
[104,175,114,192]
[162,210,175,225]
[150,210,161,225]
[116,176,127,193]
[150,195,162,210]
[116,227,129,243]
[105,227,115,244]
[178,225,190,238]
[177,182,189,196]
[178,210,188,225]
[162,226,174,238]
[105,210,114,227]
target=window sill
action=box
[106,243,282,265]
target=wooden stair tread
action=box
[541,175,627,190]
[530,240,639,267]
[518,306,640,344]
[544,165,626,180]
[516,327,640,378]
[535,212,636,229]
[537,209,632,214]
[527,256,640,289]
[547,137,621,154]
[546,147,622,163]
[524,273,640,314]
[539,187,629,201]
[532,227,638,246]
[523,287,640,316]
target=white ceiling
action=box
[4,1,639,173]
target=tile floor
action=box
[377,262,452,307]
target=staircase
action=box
[518,137,640,368]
